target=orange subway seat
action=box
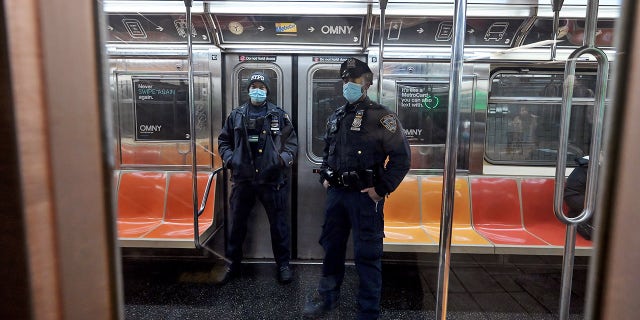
[143,171,215,239]
[117,171,166,238]
[384,175,434,244]
[521,178,592,247]
[420,176,490,245]
[471,177,547,246]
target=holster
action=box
[339,169,374,190]
[316,168,375,190]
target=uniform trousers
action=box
[318,187,385,320]
[227,181,291,268]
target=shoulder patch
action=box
[380,114,397,133]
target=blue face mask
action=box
[343,82,363,104]
[249,88,267,104]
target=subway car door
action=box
[222,54,293,260]
[296,56,366,259]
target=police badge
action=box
[380,114,397,133]
[351,110,364,131]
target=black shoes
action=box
[302,290,338,319]
[217,263,293,285]
[216,264,239,285]
[278,265,293,284]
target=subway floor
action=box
[122,253,589,320]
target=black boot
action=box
[216,264,240,285]
[302,290,338,319]
[278,265,293,284]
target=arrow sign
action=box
[156,26,163,32]
[417,28,424,34]
[258,26,265,31]
[308,27,315,32]
[107,25,114,31]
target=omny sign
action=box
[215,15,364,45]
[321,25,355,35]
[396,82,449,144]
[133,78,190,141]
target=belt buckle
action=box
[340,172,350,187]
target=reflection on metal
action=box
[436,0,467,319]
[553,1,608,319]
[184,0,199,250]
[551,0,564,60]
[378,0,387,103]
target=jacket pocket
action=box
[259,136,283,182]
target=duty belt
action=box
[334,169,374,190]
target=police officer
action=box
[303,58,411,319]
[218,72,298,284]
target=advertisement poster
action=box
[133,78,190,141]
[396,82,449,144]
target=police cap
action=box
[340,58,372,79]
[247,72,270,94]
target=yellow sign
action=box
[275,22,297,34]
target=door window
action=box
[236,68,279,106]
[308,67,345,162]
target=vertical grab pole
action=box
[184,0,200,246]
[377,0,388,103]
[554,46,608,320]
[550,0,564,60]
[436,0,467,319]
[553,2,607,319]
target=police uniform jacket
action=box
[219,101,298,185]
[322,96,411,196]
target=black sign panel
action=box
[396,82,449,144]
[372,17,526,47]
[134,79,190,141]
[214,15,364,45]
[107,14,211,43]
[524,18,616,48]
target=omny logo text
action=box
[321,25,354,35]
[139,125,162,134]
[403,128,423,136]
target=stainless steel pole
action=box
[184,0,199,241]
[377,0,388,103]
[553,2,606,318]
[436,0,467,319]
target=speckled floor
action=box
[123,254,588,320]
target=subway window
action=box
[485,71,598,165]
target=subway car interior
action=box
[4,0,640,319]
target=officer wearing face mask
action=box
[218,72,298,285]
[303,58,411,320]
